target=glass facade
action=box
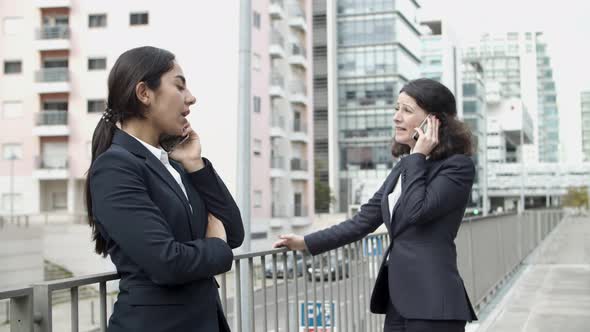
[335,0,421,212]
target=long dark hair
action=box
[391,78,473,160]
[85,46,176,256]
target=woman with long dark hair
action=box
[274,78,477,331]
[86,46,243,332]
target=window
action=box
[89,14,107,28]
[2,143,22,160]
[253,190,262,208]
[2,101,23,119]
[87,99,106,113]
[253,139,262,156]
[253,96,261,113]
[253,11,261,29]
[88,57,107,70]
[130,12,149,26]
[3,17,23,35]
[4,60,22,74]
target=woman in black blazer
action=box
[274,78,477,331]
[85,46,244,332]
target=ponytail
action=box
[85,112,116,256]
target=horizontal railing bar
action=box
[0,287,33,300]
[32,272,118,291]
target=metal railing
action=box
[35,68,70,83]
[36,111,68,126]
[271,156,285,169]
[291,43,307,58]
[34,156,68,170]
[291,158,309,171]
[0,209,565,332]
[270,73,285,88]
[293,120,307,133]
[270,30,285,48]
[36,25,70,40]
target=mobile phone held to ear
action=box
[412,114,432,141]
[159,134,189,153]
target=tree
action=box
[562,186,589,209]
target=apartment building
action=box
[0,0,314,237]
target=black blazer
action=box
[89,129,244,332]
[305,153,477,321]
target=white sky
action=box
[420,0,590,163]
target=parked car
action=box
[306,253,350,281]
[264,252,307,279]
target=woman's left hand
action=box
[413,116,440,156]
[169,124,205,172]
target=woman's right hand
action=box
[272,234,306,251]
[206,213,227,242]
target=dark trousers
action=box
[383,301,466,332]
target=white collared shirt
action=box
[128,134,190,202]
[388,174,402,219]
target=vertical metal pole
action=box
[519,111,525,214]
[237,1,253,331]
[10,154,15,223]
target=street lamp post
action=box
[9,152,16,223]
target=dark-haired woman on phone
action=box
[274,78,477,331]
[86,46,244,332]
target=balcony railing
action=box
[270,73,285,88]
[293,204,308,217]
[293,120,307,133]
[35,156,68,169]
[0,210,565,331]
[271,203,288,218]
[35,68,69,83]
[36,111,68,126]
[271,30,284,48]
[290,158,308,171]
[291,43,306,57]
[271,156,285,169]
[271,114,286,129]
[289,81,307,95]
[36,25,70,39]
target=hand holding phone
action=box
[412,114,432,141]
[159,134,190,153]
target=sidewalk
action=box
[470,215,590,332]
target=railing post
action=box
[33,284,51,332]
[11,295,34,332]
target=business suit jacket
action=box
[89,129,244,332]
[305,153,477,321]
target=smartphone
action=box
[412,114,432,141]
[159,134,189,153]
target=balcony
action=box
[288,4,307,31]
[271,203,288,218]
[35,68,70,93]
[291,120,308,142]
[33,111,69,136]
[270,73,286,98]
[270,113,287,137]
[270,30,285,58]
[288,43,307,68]
[35,25,70,51]
[32,156,68,180]
[290,158,309,180]
[271,156,287,178]
[269,0,285,19]
[35,0,71,8]
[289,81,307,105]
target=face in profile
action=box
[393,92,428,146]
[146,61,196,137]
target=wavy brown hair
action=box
[391,78,473,160]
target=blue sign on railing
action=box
[299,301,335,331]
[363,237,383,256]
